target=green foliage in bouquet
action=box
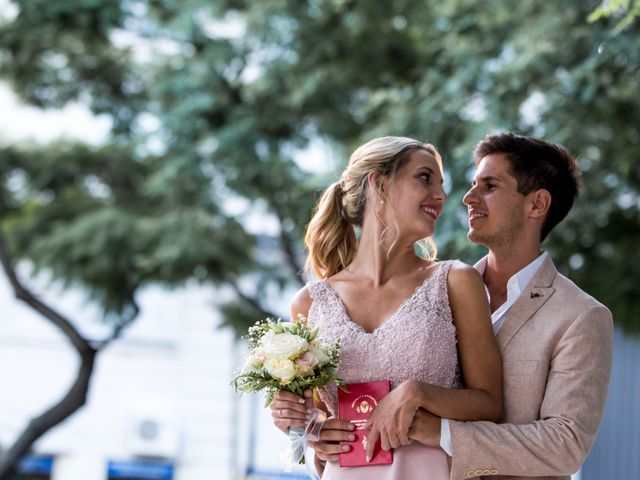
[232,316,342,406]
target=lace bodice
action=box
[308,260,460,417]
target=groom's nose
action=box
[462,186,477,206]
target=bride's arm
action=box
[411,262,502,421]
[365,262,501,456]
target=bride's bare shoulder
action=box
[290,286,313,319]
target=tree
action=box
[590,0,640,33]
[0,1,305,475]
[1,0,639,476]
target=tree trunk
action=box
[0,235,98,480]
[0,348,97,479]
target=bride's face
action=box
[381,150,447,241]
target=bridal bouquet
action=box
[232,315,342,469]
[233,314,342,404]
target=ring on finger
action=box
[279,408,285,418]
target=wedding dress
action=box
[308,261,460,480]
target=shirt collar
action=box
[473,251,548,289]
[474,252,549,330]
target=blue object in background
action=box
[582,327,640,479]
[18,455,53,475]
[108,460,173,479]
[246,467,310,479]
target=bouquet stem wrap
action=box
[282,407,327,472]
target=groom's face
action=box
[463,154,527,249]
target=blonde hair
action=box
[305,136,442,279]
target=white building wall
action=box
[0,271,253,480]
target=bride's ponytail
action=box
[305,182,357,279]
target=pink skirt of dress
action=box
[320,442,449,480]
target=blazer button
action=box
[466,471,475,478]
[482,470,492,475]
[473,469,484,476]
[490,469,498,475]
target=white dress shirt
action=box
[439,252,549,455]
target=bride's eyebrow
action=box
[415,166,445,183]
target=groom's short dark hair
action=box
[474,132,580,241]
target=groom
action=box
[407,132,613,479]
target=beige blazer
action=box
[449,255,613,480]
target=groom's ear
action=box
[527,189,552,219]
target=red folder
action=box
[338,380,393,467]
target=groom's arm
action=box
[448,305,612,480]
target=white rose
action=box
[309,347,330,367]
[262,332,308,360]
[264,358,298,384]
[262,330,276,343]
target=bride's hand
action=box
[364,380,420,461]
[308,417,356,464]
[269,390,313,434]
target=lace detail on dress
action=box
[307,260,460,417]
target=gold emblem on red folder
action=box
[352,394,378,414]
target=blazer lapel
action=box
[495,256,558,350]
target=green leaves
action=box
[1,0,638,333]
[589,0,640,33]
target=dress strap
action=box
[307,280,327,301]
[429,260,455,324]
[433,259,454,284]
[306,280,336,328]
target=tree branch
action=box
[227,279,283,320]
[0,233,98,480]
[278,222,306,287]
[94,299,141,350]
[266,200,306,286]
[0,235,94,355]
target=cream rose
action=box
[241,352,263,374]
[262,332,308,360]
[309,347,330,367]
[264,358,297,384]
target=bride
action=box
[270,136,501,479]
